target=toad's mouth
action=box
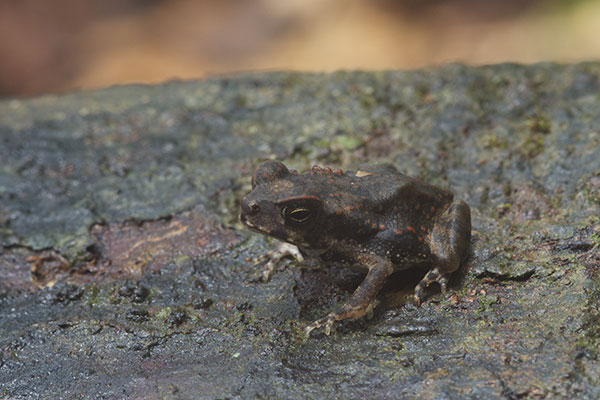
[243,221,290,241]
[241,220,313,248]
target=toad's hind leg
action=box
[414,200,471,304]
[305,255,394,336]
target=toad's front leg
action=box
[253,242,304,281]
[305,255,394,336]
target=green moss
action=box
[581,278,600,346]
[591,233,600,247]
[83,284,101,307]
[519,131,545,159]
[333,135,364,151]
[154,306,173,321]
[526,114,552,134]
[480,133,509,150]
[475,294,501,314]
[579,172,600,205]
[493,203,512,219]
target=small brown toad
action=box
[240,160,471,335]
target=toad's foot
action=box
[305,314,336,336]
[304,302,375,336]
[413,267,448,306]
[254,242,304,281]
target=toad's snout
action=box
[241,197,260,217]
[240,196,261,227]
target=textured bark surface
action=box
[1,63,599,399]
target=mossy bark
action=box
[1,63,599,399]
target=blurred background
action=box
[1,0,599,97]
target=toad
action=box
[240,160,471,335]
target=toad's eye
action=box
[278,195,321,226]
[283,207,311,223]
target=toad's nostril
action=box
[242,197,260,216]
[244,200,260,215]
